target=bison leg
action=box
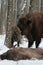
[35,39,41,48]
[28,41,33,48]
[17,41,20,47]
[11,36,14,47]
[13,41,20,47]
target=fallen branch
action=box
[0,47,43,60]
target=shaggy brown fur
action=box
[0,48,43,60]
[11,26,22,47]
[17,12,43,48]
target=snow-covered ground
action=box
[0,34,43,65]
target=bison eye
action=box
[27,19,32,25]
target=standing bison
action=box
[11,26,22,47]
[17,12,43,48]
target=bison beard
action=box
[17,12,43,48]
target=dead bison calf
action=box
[17,12,43,48]
[0,48,43,60]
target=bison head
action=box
[17,16,32,33]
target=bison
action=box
[0,48,43,60]
[11,26,22,47]
[17,12,43,48]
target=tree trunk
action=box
[2,0,8,34]
[0,0,8,34]
[5,0,15,48]
[0,0,3,34]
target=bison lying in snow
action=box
[0,48,43,60]
[17,12,43,48]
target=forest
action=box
[0,0,43,65]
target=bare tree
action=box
[0,0,8,34]
[0,0,3,34]
[2,0,8,34]
[5,0,15,48]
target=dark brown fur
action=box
[11,26,22,47]
[17,12,43,48]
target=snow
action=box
[0,34,43,65]
[13,36,36,48]
[0,35,9,54]
[13,36,43,48]
[0,59,43,65]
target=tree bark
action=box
[0,48,43,60]
[5,0,15,48]
[0,0,3,34]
